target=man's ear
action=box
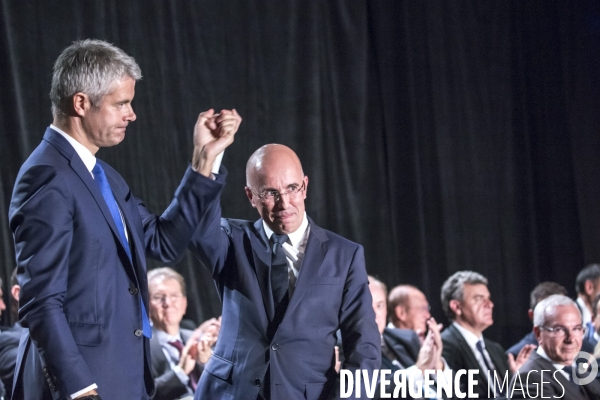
[585,279,595,297]
[72,92,89,117]
[245,187,257,208]
[303,175,309,199]
[449,299,461,317]
[533,326,542,343]
[394,305,407,322]
[11,285,19,303]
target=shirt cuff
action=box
[172,365,190,385]
[211,151,224,175]
[70,384,99,399]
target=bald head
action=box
[388,284,431,334]
[245,144,308,234]
[246,144,304,187]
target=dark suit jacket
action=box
[509,352,600,399]
[382,328,420,369]
[190,168,380,400]
[150,328,202,400]
[9,128,208,400]
[442,324,509,399]
[376,328,420,399]
[0,324,22,399]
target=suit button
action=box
[129,287,139,295]
[255,378,261,386]
[134,329,143,337]
[271,343,279,351]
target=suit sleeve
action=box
[0,330,20,396]
[186,168,232,277]
[133,166,229,265]
[338,245,381,377]
[9,165,95,396]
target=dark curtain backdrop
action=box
[1,0,600,349]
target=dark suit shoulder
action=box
[383,327,420,347]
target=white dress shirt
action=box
[155,330,193,392]
[577,297,593,325]
[262,213,310,298]
[452,322,496,376]
[536,346,574,381]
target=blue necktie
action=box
[92,162,152,339]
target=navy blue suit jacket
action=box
[190,169,380,400]
[9,128,208,399]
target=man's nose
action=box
[126,104,136,122]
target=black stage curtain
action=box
[1,0,600,349]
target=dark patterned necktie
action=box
[271,233,289,305]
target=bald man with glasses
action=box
[189,144,380,400]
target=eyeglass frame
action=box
[539,324,587,338]
[149,293,185,304]
[247,181,306,202]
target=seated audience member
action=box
[148,268,219,400]
[506,281,567,357]
[0,269,24,399]
[388,284,432,344]
[440,271,534,398]
[510,294,600,399]
[575,263,600,327]
[369,276,450,399]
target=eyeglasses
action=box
[540,325,586,338]
[249,182,306,202]
[150,293,184,304]
[407,305,431,313]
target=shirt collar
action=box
[262,212,309,249]
[576,297,593,324]
[453,321,484,348]
[536,346,573,371]
[154,329,183,346]
[50,124,96,174]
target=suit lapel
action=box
[449,325,490,386]
[251,220,275,321]
[529,353,587,400]
[44,129,133,270]
[485,339,507,375]
[284,221,328,319]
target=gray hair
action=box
[533,294,580,327]
[147,267,187,297]
[50,39,141,118]
[441,270,488,321]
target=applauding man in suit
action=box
[148,267,218,400]
[190,143,380,400]
[9,39,241,399]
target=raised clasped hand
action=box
[192,108,242,176]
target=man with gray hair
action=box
[440,271,533,398]
[510,294,600,399]
[9,39,241,399]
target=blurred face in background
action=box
[370,283,387,335]
[535,305,583,366]
[451,283,494,335]
[149,277,187,335]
